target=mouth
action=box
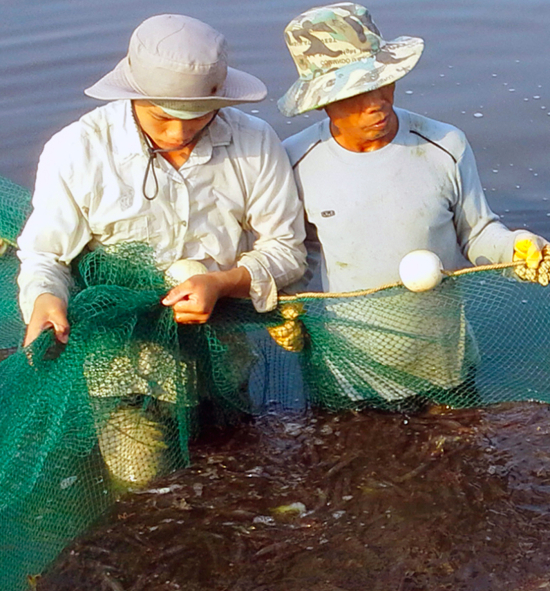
[371,115,389,129]
[162,141,190,150]
[164,140,189,150]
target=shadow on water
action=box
[37,402,550,591]
[1,0,550,235]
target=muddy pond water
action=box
[38,403,550,591]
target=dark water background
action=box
[0,0,549,235]
[37,403,550,591]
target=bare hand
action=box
[161,267,252,324]
[24,293,70,347]
[162,273,224,324]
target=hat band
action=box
[152,101,213,119]
[300,49,379,82]
[127,58,226,99]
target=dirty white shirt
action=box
[18,101,306,323]
[283,107,521,293]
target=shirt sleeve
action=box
[453,139,522,266]
[236,125,307,312]
[17,133,93,323]
[280,217,324,294]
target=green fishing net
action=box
[0,175,550,590]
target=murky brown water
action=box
[38,402,550,591]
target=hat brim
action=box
[85,57,267,108]
[278,36,424,117]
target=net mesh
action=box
[1,175,550,589]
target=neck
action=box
[158,143,197,169]
[330,110,399,153]
[151,111,218,169]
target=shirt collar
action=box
[208,110,232,147]
[185,112,232,168]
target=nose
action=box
[165,119,187,143]
[358,84,395,113]
[360,89,388,110]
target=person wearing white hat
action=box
[18,14,307,346]
[279,3,548,406]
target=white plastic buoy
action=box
[399,250,444,292]
[165,259,208,287]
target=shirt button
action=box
[181,221,188,227]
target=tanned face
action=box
[133,101,216,151]
[324,83,398,152]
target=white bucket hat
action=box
[278,3,424,117]
[85,14,267,111]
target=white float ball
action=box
[165,259,208,287]
[399,250,444,292]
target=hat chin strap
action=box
[142,141,176,201]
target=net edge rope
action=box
[279,260,523,302]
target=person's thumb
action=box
[51,314,70,344]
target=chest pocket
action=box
[91,217,150,245]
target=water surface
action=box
[38,403,550,591]
[0,0,549,233]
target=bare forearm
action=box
[210,266,252,299]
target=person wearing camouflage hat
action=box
[280,2,548,403]
[281,1,546,291]
[277,2,423,118]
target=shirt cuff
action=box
[19,282,69,324]
[237,253,278,313]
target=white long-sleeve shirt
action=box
[18,101,306,322]
[284,107,521,293]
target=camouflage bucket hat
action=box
[278,2,424,117]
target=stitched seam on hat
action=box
[409,130,457,164]
[138,50,220,70]
[136,26,224,70]
[152,23,186,52]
